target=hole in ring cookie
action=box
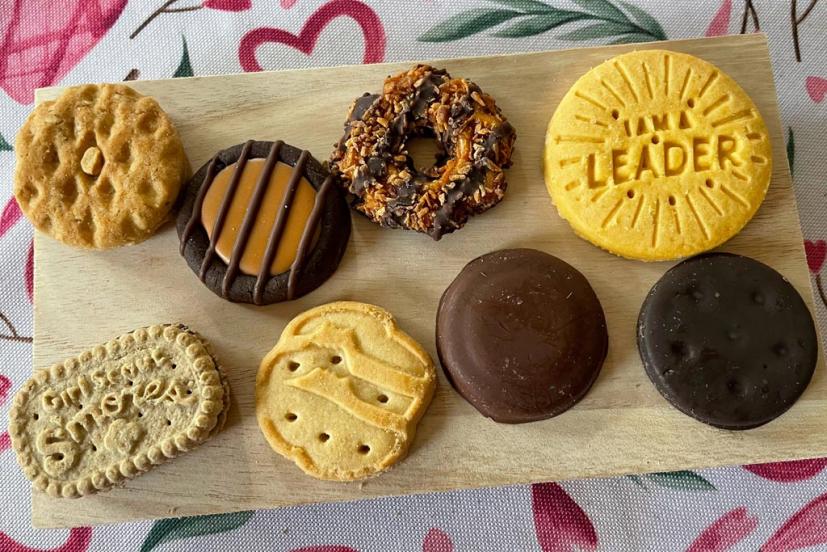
[55,453,64,461]
[330,356,342,365]
[285,412,298,422]
[357,444,371,455]
[377,394,389,403]
[288,361,300,372]
[318,432,330,443]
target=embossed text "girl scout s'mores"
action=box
[8,325,228,498]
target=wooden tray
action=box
[32,33,824,528]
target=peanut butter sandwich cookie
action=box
[331,64,515,240]
[256,301,436,481]
[8,324,227,498]
[14,83,189,248]
[544,50,772,261]
[178,141,351,305]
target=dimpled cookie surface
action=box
[637,253,817,429]
[256,301,436,481]
[14,83,189,248]
[544,50,772,261]
[7,325,225,497]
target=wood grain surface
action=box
[31,33,824,528]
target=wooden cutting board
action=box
[31,33,824,528]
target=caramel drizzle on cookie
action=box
[181,141,334,304]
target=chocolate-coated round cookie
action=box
[177,140,351,305]
[638,252,818,430]
[436,248,608,423]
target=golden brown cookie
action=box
[209,358,232,438]
[7,324,225,498]
[544,50,772,261]
[14,83,190,249]
[256,301,436,481]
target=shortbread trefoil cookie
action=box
[8,324,226,498]
[14,83,190,248]
[256,301,436,481]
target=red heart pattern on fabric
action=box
[0,0,127,104]
[238,0,385,71]
[204,0,252,11]
[744,459,827,482]
[532,483,598,552]
[422,528,454,552]
[686,507,758,552]
[805,240,826,273]
[705,0,731,36]
[0,527,92,552]
[806,76,827,103]
[0,197,22,238]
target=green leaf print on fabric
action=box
[616,1,667,40]
[558,21,635,41]
[493,11,581,38]
[787,127,795,175]
[0,132,12,152]
[418,0,667,43]
[570,0,628,23]
[173,36,194,78]
[644,470,716,491]
[140,511,254,552]
[417,8,522,42]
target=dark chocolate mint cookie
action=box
[638,252,818,429]
[436,248,608,423]
[177,140,351,305]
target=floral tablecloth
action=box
[1,1,827,550]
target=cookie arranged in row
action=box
[256,301,435,481]
[14,84,189,249]
[544,50,772,261]
[177,140,351,305]
[8,325,228,497]
[8,47,817,495]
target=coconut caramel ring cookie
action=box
[177,140,351,305]
[14,83,189,248]
[544,50,772,261]
[330,64,516,240]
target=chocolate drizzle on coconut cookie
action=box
[330,65,516,240]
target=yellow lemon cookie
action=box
[544,50,772,261]
[256,301,435,481]
[14,83,190,249]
